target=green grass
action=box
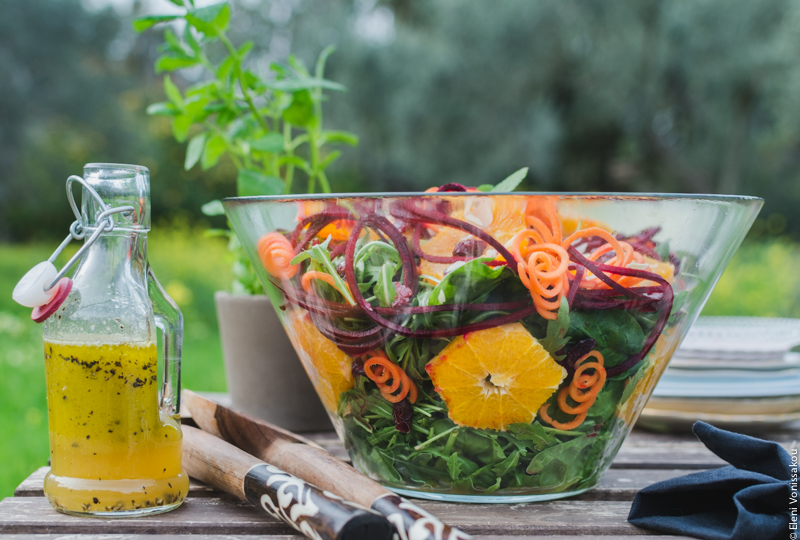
[701,238,800,318]
[0,228,231,498]
[0,234,796,498]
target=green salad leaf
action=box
[491,167,529,193]
[568,309,646,368]
[428,258,510,306]
[540,297,571,359]
[291,236,355,305]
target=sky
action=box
[84,0,397,48]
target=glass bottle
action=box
[41,163,188,517]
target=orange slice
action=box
[642,256,675,284]
[418,227,472,281]
[485,197,527,244]
[286,311,353,412]
[418,196,527,281]
[426,323,567,430]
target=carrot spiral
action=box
[525,197,562,244]
[302,271,351,300]
[363,351,418,404]
[561,228,650,289]
[257,232,298,280]
[512,232,570,320]
[539,351,606,430]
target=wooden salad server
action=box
[182,425,393,540]
[183,390,472,540]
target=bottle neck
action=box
[43,230,155,344]
[75,231,148,288]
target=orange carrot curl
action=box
[301,271,352,300]
[561,228,644,290]
[539,351,606,430]
[257,232,298,280]
[363,351,418,404]
[525,197,562,245]
[511,231,570,320]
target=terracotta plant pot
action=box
[214,291,332,431]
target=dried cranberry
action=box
[351,359,366,378]
[393,399,413,433]
[562,339,597,376]
[435,199,452,215]
[437,183,468,192]
[392,283,413,307]
[335,259,347,277]
[453,238,487,258]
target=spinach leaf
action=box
[569,309,646,368]
[585,379,624,422]
[428,258,510,306]
[525,434,595,491]
[540,297,571,359]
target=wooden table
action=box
[1,424,797,539]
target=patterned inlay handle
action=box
[371,493,473,540]
[244,464,393,540]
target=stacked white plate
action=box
[639,317,800,431]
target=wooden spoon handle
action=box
[266,443,471,540]
[183,391,472,540]
[182,426,392,540]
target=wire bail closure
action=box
[44,175,135,291]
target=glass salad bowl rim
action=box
[223,192,763,203]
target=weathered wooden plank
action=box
[575,469,693,501]
[15,466,694,502]
[472,537,691,540]
[0,497,293,536]
[0,497,657,536]
[418,500,649,536]
[0,536,693,540]
[0,537,300,540]
[611,442,726,469]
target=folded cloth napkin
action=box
[628,421,797,540]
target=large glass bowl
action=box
[224,192,761,503]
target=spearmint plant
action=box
[134,0,358,293]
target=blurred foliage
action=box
[2,0,800,241]
[0,0,235,242]
[702,239,800,318]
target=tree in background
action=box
[2,0,800,240]
[0,0,234,241]
[307,0,800,210]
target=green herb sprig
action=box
[134,0,358,293]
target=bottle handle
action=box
[147,267,183,417]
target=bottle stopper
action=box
[11,175,134,323]
[13,262,59,308]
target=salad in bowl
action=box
[224,181,760,502]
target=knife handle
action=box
[268,443,472,540]
[182,426,392,540]
[371,493,473,540]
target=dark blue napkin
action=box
[628,421,797,540]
